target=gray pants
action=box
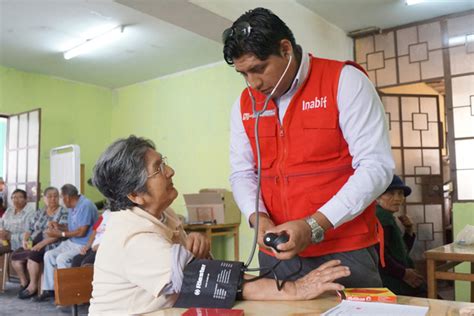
[42,239,83,291]
[258,246,382,288]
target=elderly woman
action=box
[0,189,35,255]
[376,175,426,297]
[10,187,68,299]
[89,136,350,315]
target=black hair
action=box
[222,7,299,65]
[92,135,155,212]
[11,189,27,199]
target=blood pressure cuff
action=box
[174,259,244,309]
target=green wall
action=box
[0,65,113,202]
[0,118,6,178]
[111,63,259,264]
[453,202,474,301]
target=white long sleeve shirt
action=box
[229,52,395,228]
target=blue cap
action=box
[385,175,412,197]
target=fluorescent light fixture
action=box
[405,0,459,5]
[405,0,425,5]
[449,34,474,46]
[64,25,124,60]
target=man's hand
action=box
[403,268,424,288]
[186,232,210,259]
[31,241,45,252]
[249,212,275,249]
[293,260,350,300]
[45,228,61,238]
[48,221,59,230]
[80,245,89,255]
[398,215,414,235]
[265,219,312,260]
[0,229,10,240]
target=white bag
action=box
[455,225,474,245]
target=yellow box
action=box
[337,288,397,303]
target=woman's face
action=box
[44,189,59,210]
[12,192,27,211]
[377,189,405,213]
[133,149,178,214]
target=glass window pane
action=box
[7,150,17,184]
[457,170,474,200]
[423,149,441,174]
[403,122,421,147]
[404,149,423,175]
[28,110,39,146]
[390,123,401,147]
[18,113,28,148]
[17,149,26,183]
[426,232,444,250]
[455,139,474,169]
[355,36,374,64]
[420,97,438,121]
[401,97,419,121]
[27,148,38,182]
[406,204,425,225]
[8,116,18,149]
[405,176,423,203]
[421,122,439,147]
[382,96,400,121]
[452,75,474,108]
[417,222,434,241]
[453,107,474,138]
[425,204,443,232]
[421,50,444,80]
[375,31,395,58]
[392,149,402,174]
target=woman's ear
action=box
[127,192,144,206]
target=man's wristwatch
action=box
[61,231,66,238]
[304,216,324,244]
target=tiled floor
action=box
[0,281,89,316]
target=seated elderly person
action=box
[89,135,350,315]
[0,189,35,255]
[35,184,98,302]
[11,186,68,299]
[376,175,426,297]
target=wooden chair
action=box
[54,266,93,316]
[0,252,9,293]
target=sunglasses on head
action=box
[222,22,252,43]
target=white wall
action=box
[191,0,353,61]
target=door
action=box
[381,94,444,256]
[5,109,41,210]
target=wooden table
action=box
[184,223,240,261]
[146,294,474,315]
[425,243,474,301]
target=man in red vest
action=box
[224,8,395,287]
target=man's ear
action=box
[127,192,144,206]
[279,39,293,58]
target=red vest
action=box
[240,56,379,257]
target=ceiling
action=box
[1,0,473,89]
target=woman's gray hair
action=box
[92,135,155,212]
[43,186,59,196]
[61,184,79,197]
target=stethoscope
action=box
[245,54,293,121]
[243,54,293,268]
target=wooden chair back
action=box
[54,266,93,306]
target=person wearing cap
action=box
[376,175,426,297]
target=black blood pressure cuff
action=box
[174,259,244,309]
